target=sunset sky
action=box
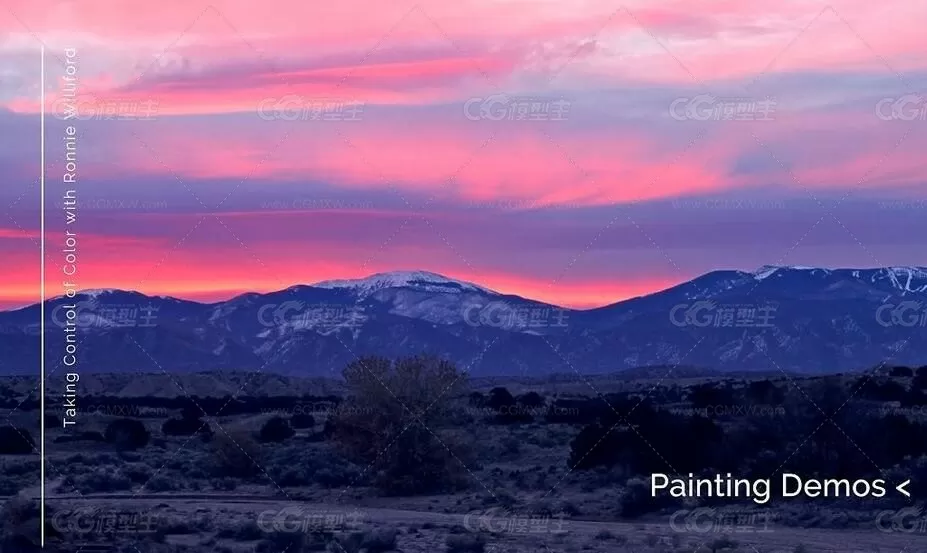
[1,0,925,309]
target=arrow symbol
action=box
[896,480,911,498]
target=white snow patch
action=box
[312,271,496,297]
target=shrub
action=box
[199,423,214,442]
[44,413,61,429]
[518,391,545,408]
[708,536,738,551]
[330,356,472,495]
[211,429,262,478]
[252,529,331,553]
[890,366,914,378]
[487,387,516,411]
[0,427,34,455]
[484,386,532,424]
[180,405,203,420]
[618,477,679,518]
[53,431,106,444]
[162,417,205,436]
[211,477,238,491]
[338,527,398,553]
[290,413,315,429]
[69,468,133,493]
[104,419,150,450]
[258,416,294,443]
[144,474,177,492]
[1,497,55,551]
[567,408,723,473]
[446,533,486,553]
[122,463,153,484]
[914,371,927,390]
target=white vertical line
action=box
[40,44,46,548]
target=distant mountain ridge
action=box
[1,265,925,376]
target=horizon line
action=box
[3,264,927,313]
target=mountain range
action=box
[1,266,926,376]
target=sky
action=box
[1,0,926,309]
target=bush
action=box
[180,405,203,420]
[1,497,55,551]
[484,387,532,424]
[518,391,545,408]
[487,387,516,410]
[199,423,214,442]
[211,477,237,491]
[708,536,738,551]
[69,468,133,493]
[266,444,362,488]
[145,474,177,492]
[330,356,472,495]
[446,533,486,553]
[890,366,914,378]
[342,527,398,553]
[44,413,61,429]
[211,429,262,478]
[914,371,927,390]
[162,417,205,436]
[53,431,105,444]
[618,477,678,517]
[258,416,294,443]
[251,528,331,553]
[105,419,150,450]
[290,413,315,429]
[123,464,153,484]
[0,427,34,455]
[567,408,723,473]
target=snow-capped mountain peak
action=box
[79,288,122,298]
[750,265,927,293]
[752,265,830,281]
[3,265,927,376]
[311,270,496,297]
